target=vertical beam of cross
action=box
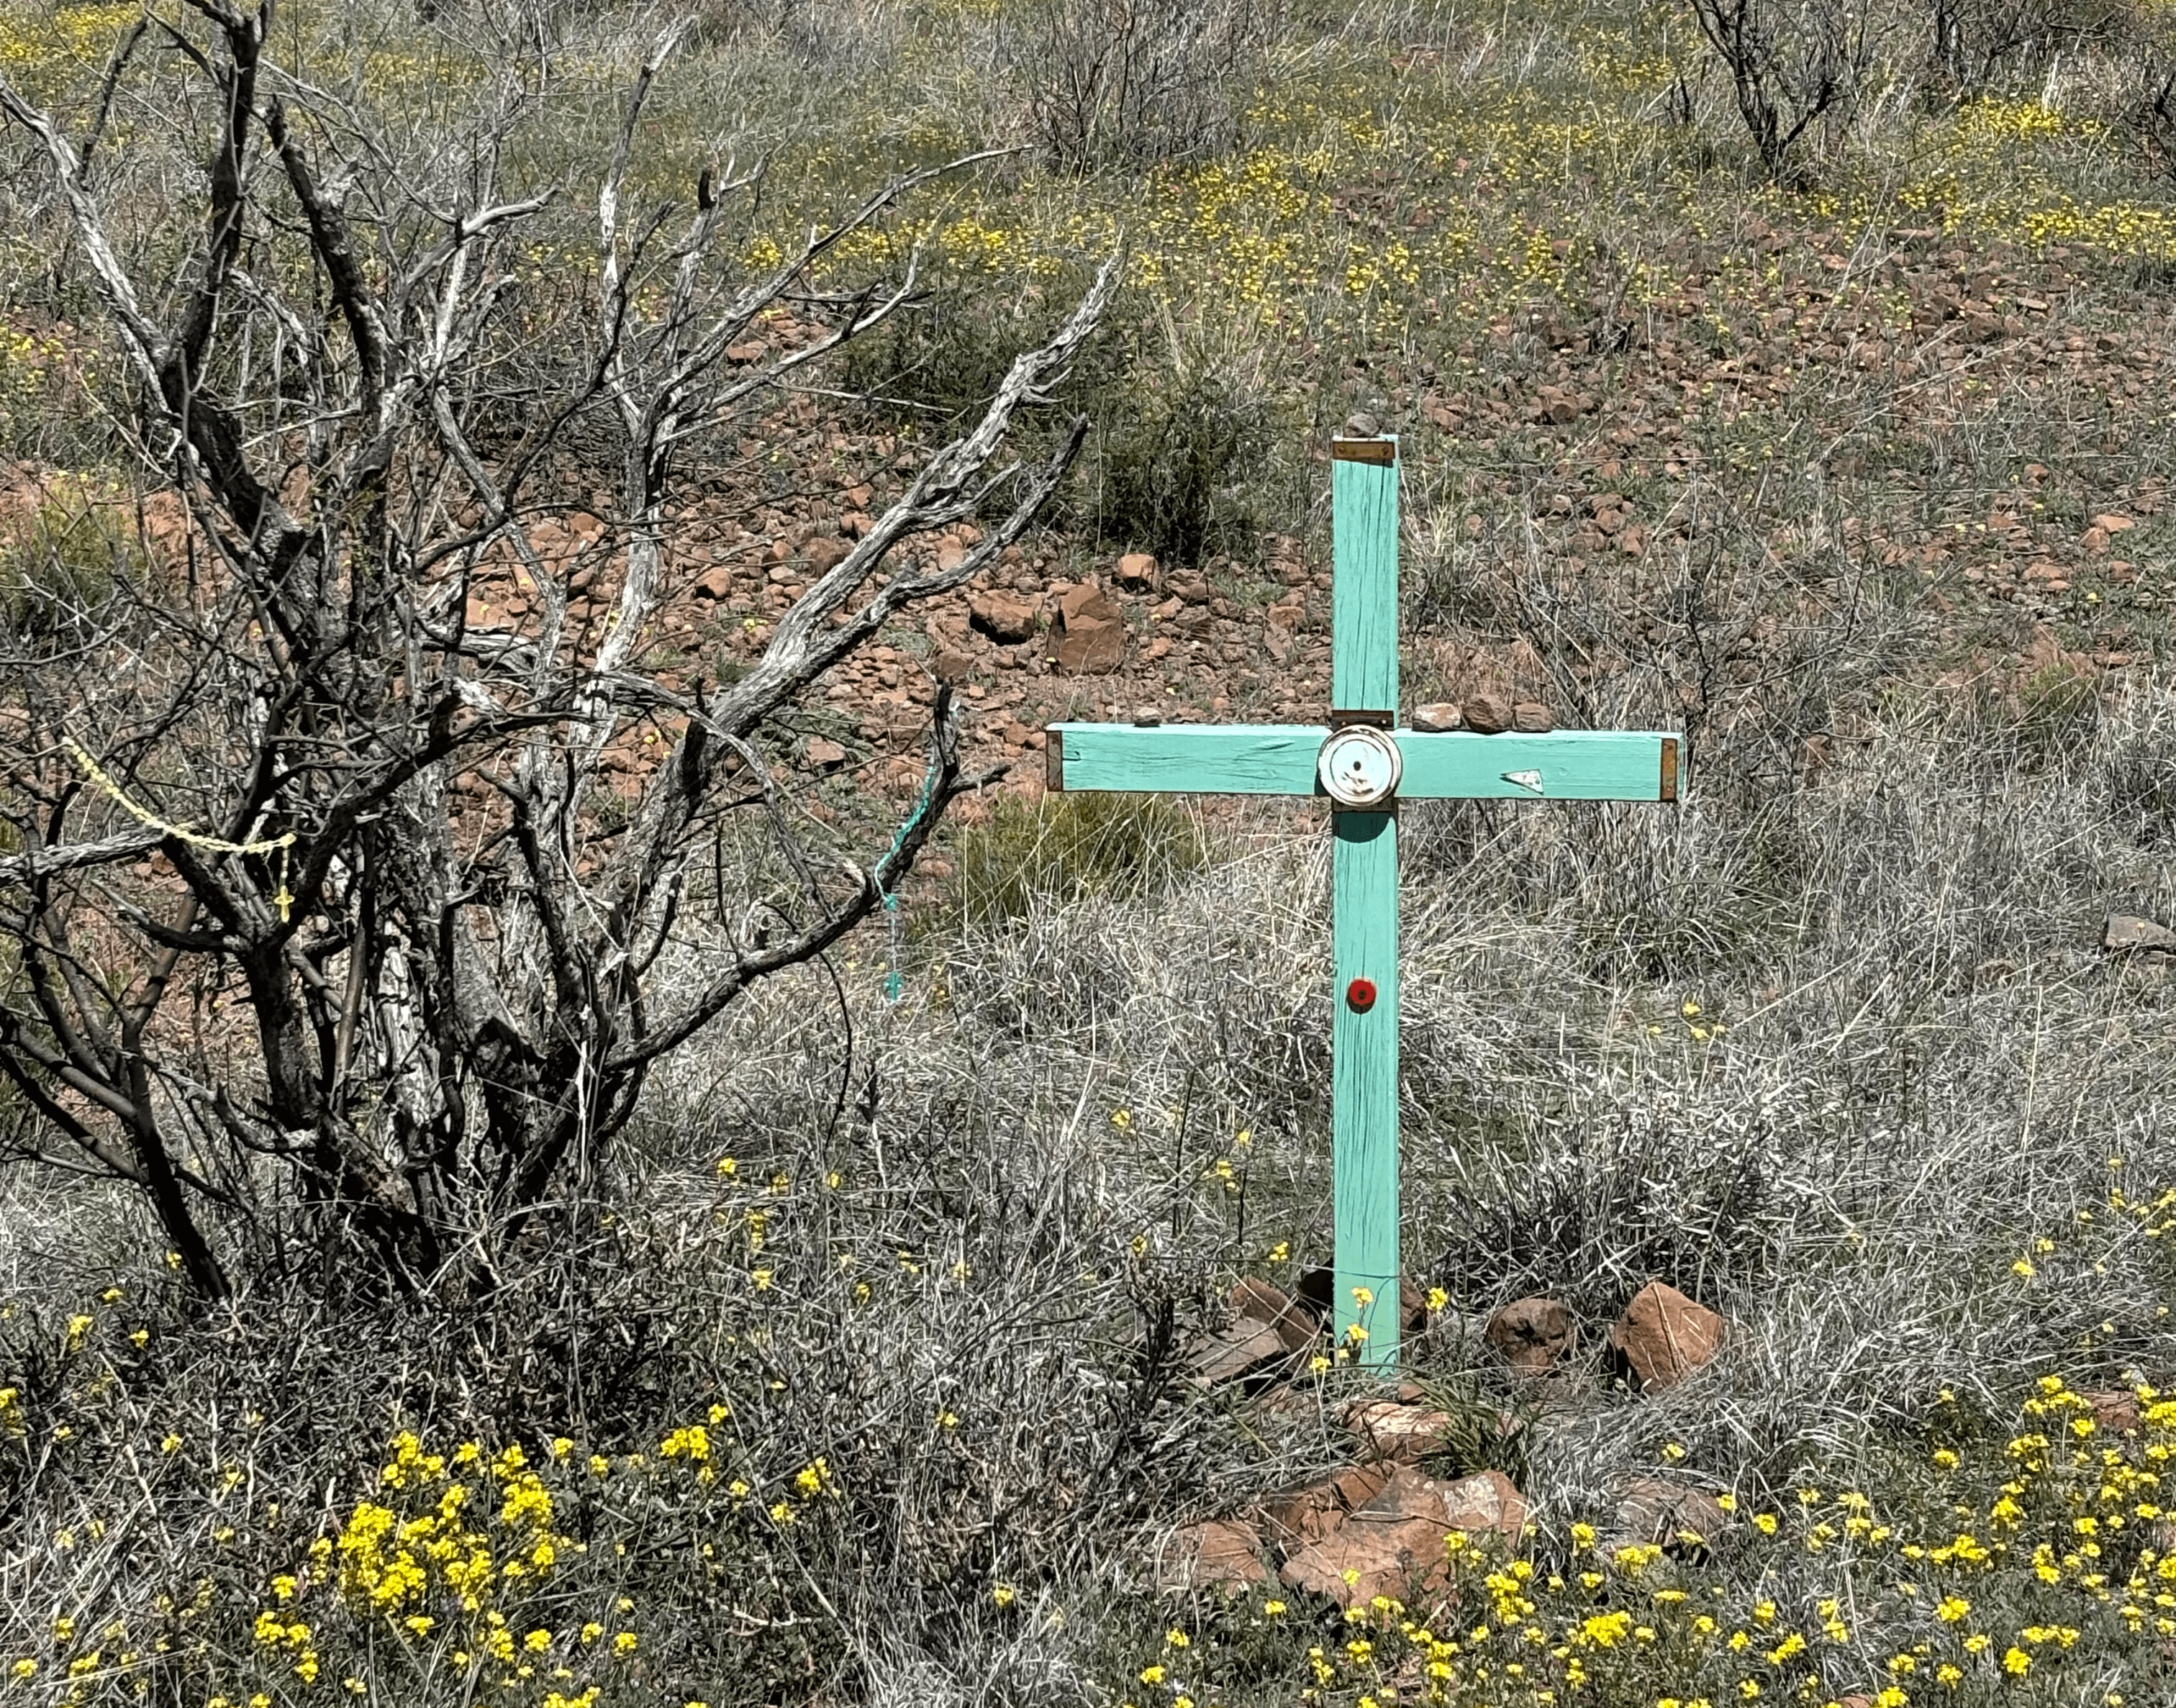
[1329,438,1400,1367]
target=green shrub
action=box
[0,483,137,644]
[1409,1378,1536,1486]
[1003,0,1275,175]
[1084,310,1278,568]
[840,274,1277,571]
[952,789,1209,927]
[838,259,1072,430]
[2011,660,2100,769]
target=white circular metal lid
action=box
[1318,724,1402,807]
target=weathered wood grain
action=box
[1332,437,1398,717]
[1047,723,1326,794]
[1332,807,1400,1369]
[1394,730,1679,800]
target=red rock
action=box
[805,536,851,575]
[1353,1464,1524,1537]
[1532,385,1580,426]
[1330,1462,1392,1511]
[1277,1515,1448,1608]
[1610,1478,1731,1551]
[1187,1318,1292,1385]
[1052,582,1100,625]
[1436,1468,1526,1539]
[2105,914,2176,952]
[1230,1278,1314,1353]
[1279,1468,1526,1609]
[1115,551,1159,591]
[2082,1389,2141,1434]
[1158,1519,1269,1594]
[1053,581,1125,673]
[806,737,846,770]
[1610,1282,1726,1391]
[1462,693,1511,735]
[1342,1400,1457,1464]
[1410,702,1461,732]
[1257,1464,1390,1549]
[692,565,733,601]
[1484,1297,1574,1372]
[969,591,1038,644]
[1512,701,1554,732]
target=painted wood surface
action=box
[1394,730,1677,800]
[1048,724,1675,802]
[1332,807,1400,1369]
[1049,723,1326,794]
[1332,440,1399,714]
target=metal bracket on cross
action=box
[1043,436,1680,1369]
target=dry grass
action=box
[9,673,2172,1704]
[5,0,2176,1702]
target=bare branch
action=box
[0,76,167,393]
[0,825,164,886]
[79,17,150,180]
[264,97,392,419]
[607,689,994,1075]
[714,254,1118,731]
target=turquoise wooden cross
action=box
[1045,437,1679,1368]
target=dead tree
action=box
[2138,58,2176,182]
[1931,0,2131,99]
[0,4,1112,1299]
[1684,0,1877,188]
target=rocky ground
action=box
[427,224,2176,868]
[1154,1271,2149,1643]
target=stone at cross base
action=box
[1485,1296,1575,1373]
[1610,1281,1727,1391]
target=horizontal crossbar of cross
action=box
[1047,724,1679,801]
